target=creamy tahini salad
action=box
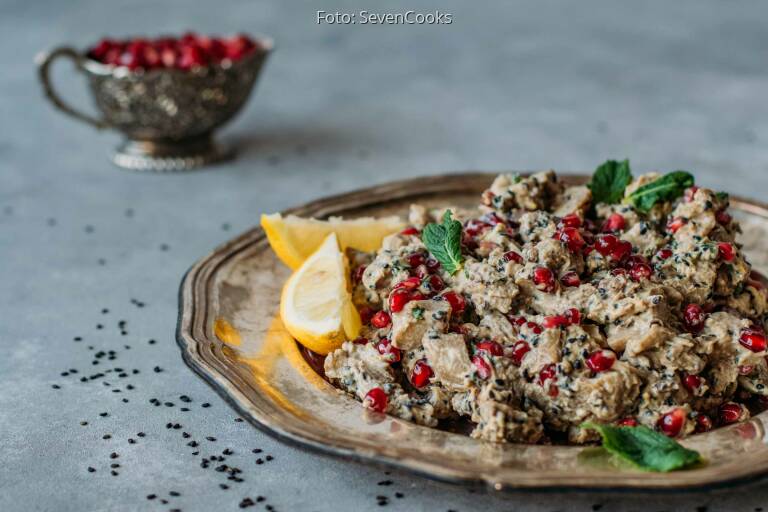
[324,162,768,445]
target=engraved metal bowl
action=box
[177,173,768,492]
[36,37,273,171]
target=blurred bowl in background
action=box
[36,34,273,171]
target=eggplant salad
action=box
[324,161,768,444]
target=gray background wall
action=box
[1,0,767,510]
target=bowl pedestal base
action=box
[112,134,234,171]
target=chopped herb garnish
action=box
[626,170,694,213]
[412,307,424,320]
[422,210,464,275]
[581,422,702,472]
[588,159,632,205]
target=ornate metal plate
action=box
[177,173,768,491]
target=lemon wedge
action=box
[261,212,405,270]
[279,233,362,355]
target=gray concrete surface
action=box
[2,0,768,510]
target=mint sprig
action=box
[581,422,702,472]
[422,210,463,275]
[626,171,694,213]
[588,159,632,205]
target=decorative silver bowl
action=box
[36,37,273,171]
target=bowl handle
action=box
[36,46,110,130]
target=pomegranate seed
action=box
[407,253,426,268]
[410,360,433,388]
[375,338,401,363]
[542,315,568,329]
[554,227,586,253]
[718,242,735,262]
[389,289,411,313]
[475,340,503,357]
[564,308,581,325]
[683,304,706,334]
[533,267,556,293]
[684,186,699,202]
[538,364,556,384]
[629,263,652,281]
[595,234,618,256]
[510,341,531,365]
[363,388,388,413]
[514,316,527,326]
[667,217,686,233]
[625,254,648,267]
[400,227,420,236]
[611,240,633,262]
[659,408,686,437]
[526,321,543,334]
[177,44,207,70]
[443,291,466,315]
[370,311,391,329]
[560,272,581,287]
[656,248,673,260]
[472,355,492,379]
[503,251,523,264]
[617,417,638,427]
[224,34,257,60]
[393,277,421,291]
[537,364,558,397]
[739,329,767,352]
[716,210,732,225]
[719,402,743,425]
[160,46,179,67]
[558,213,582,229]
[427,275,444,292]
[464,219,491,237]
[352,265,367,283]
[358,307,375,325]
[695,414,713,433]
[682,374,702,392]
[602,213,626,233]
[352,336,369,345]
[585,350,616,373]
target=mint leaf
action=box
[581,422,702,472]
[589,159,632,205]
[422,210,463,275]
[626,171,694,213]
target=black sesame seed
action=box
[87,467,96,473]
[201,403,210,408]
[102,434,111,440]
[109,452,118,459]
[169,491,180,497]
[146,494,156,500]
